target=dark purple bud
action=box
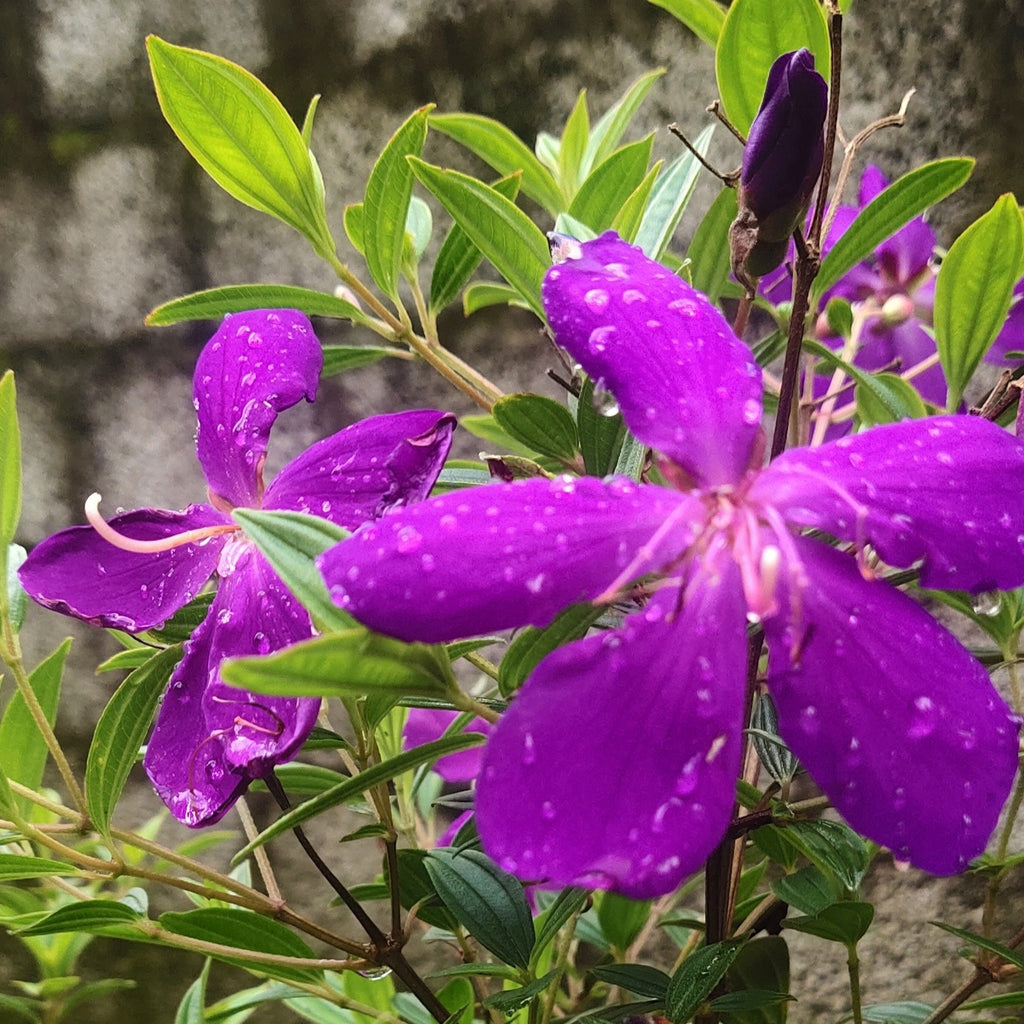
[730,49,828,286]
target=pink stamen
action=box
[84,493,238,554]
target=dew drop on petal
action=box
[742,397,761,425]
[421,554,436,573]
[622,289,646,304]
[908,696,937,739]
[541,800,556,821]
[584,289,610,312]
[588,325,616,353]
[522,732,536,766]
[395,526,423,554]
[798,705,819,735]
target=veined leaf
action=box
[686,186,738,303]
[611,162,662,243]
[934,193,1024,409]
[569,135,656,235]
[558,90,591,199]
[0,854,79,882]
[321,345,404,377]
[814,158,975,303]
[410,158,550,318]
[648,0,725,48]
[492,393,580,462]
[146,284,367,327]
[146,37,334,258]
[715,0,830,136]
[0,373,21,598]
[665,940,745,1022]
[363,106,432,298]
[583,69,665,176]
[430,113,563,214]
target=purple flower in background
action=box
[730,49,827,285]
[403,708,492,784]
[320,233,1024,898]
[987,278,1024,365]
[20,309,455,827]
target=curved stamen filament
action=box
[85,493,238,554]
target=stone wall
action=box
[2,0,1023,1020]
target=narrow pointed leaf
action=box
[611,162,662,242]
[814,158,975,303]
[431,173,522,314]
[234,734,484,858]
[647,0,725,48]
[590,963,671,999]
[598,892,651,951]
[15,899,142,936]
[584,69,665,175]
[363,106,432,298]
[0,639,71,816]
[232,508,349,632]
[531,887,591,967]
[430,113,563,214]
[934,194,1024,409]
[715,0,830,135]
[409,158,550,318]
[146,285,367,327]
[221,628,453,699]
[6,544,27,633]
[146,37,333,257]
[483,971,558,1014]
[86,645,184,837]
[686,186,739,302]
[854,372,928,426]
[931,921,1024,972]
[175,962,210,1024]
[569,135,656,234]
[665,940,745,1022]
[321,345,403,377]
[0,373,21,598]
[725,936,790,1024]
[492,393,579,461]
[558,91,591,198]
[0,855,79,881]
[634,124,714,258]
[425,848,536,969]
[578,375,626,477]
[463,282,528,316]
[773,819,869,890]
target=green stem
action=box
[847,942,863,1024]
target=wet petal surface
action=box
[265,410,455,526]
[755,416,1024,592]
[195,309,322,508]
[543,232,763,486]
[403,708,492,783]
[764,537,1020,873]
[319,475,701,643]
[476,555,748,899]
[18,505,227,632]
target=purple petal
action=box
[403,708,491,783]
[318,475,700,643]
[19,505,227,632]
[754,416,1024,592]
[764,536,1019,873]
[195,310,322,508]
[143,545,319,827]
[476,556,748,899]
[543,231,763,486]
[986,279,1024,365]
[265,410,456,527]
[857,165,888,206]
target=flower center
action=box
[84,493,239,554]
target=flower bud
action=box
[730,49,828,287]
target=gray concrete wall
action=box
[2,1,1024,1020]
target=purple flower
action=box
[319,233,1024,898]
[403,708,492,784]
[20,309,455,827]
[730,49,827,285]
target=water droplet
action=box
[588,325,616,353]
[971,591,1002,616]
[395,526,422,553]
[522,732,536,766]
[217,608,232,625]
[908,696,936,739]
[675,758,699,796]
[668,297,698,316]
[742,397,761,425]
[421,554,436,573]
[593,385,619,417]
[937,451,954,466]
[358,967,393,981]
[584,289,609,311]
[541,800,555,821]
[643,602,664,624]
[205,759,224,782]
[799,705,819,735]
[526,573,547,594]
[622,288,646,304]
[254,631,270,654]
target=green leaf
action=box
[784,901,874,945]
[749,691,798,784]
[715,0,830,135]
[558,90,591,198]
[0,638,71,815]
[86,644,183,837]
[96,648,156,673]
[709,990,793,1014]
[578,375,626,477]
[854,372,928,427]
[634,124,714,259]
[492,393,579,461]
[235,734,485,858]
[775,819,869,890]
[0,373,21,598]
[389,847,460,931]
[498,603,605,696]
[859,1002,933,1024]
[146,284,367,327]
[686,187,739,304]
[6,544,26,633]
[665,940,745,1023]
[724,936,790,1024]
[175,962,210,1024]
[146,37,333,258]
[231,509,349,632]
[344,202,365,254]
[321,345,403,377]
[612,162,663,243]
[0,854,79,881]
[934,193,1024,408]
[425,848,535,969]
[814,158,975,303]
[569,135,656,235]
[463,281,529,316]
[771,865,838,917]
[409,158,550,318]
[15,899,142,936]
[825,297,854,338]
[483,971,558,1014]
[404,195,433,268]
[221,628,453,699]
[598,892,651,951]
[160,908,322,984]
[431,173,521,313]
[584,69,665,175]
[460,413,539,458]
[647,0,725,48]
[590,963,670,999]
[931,921,1024,972]
[430,112,563,214]
[363,106,432,298]
[531,887,591,968]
